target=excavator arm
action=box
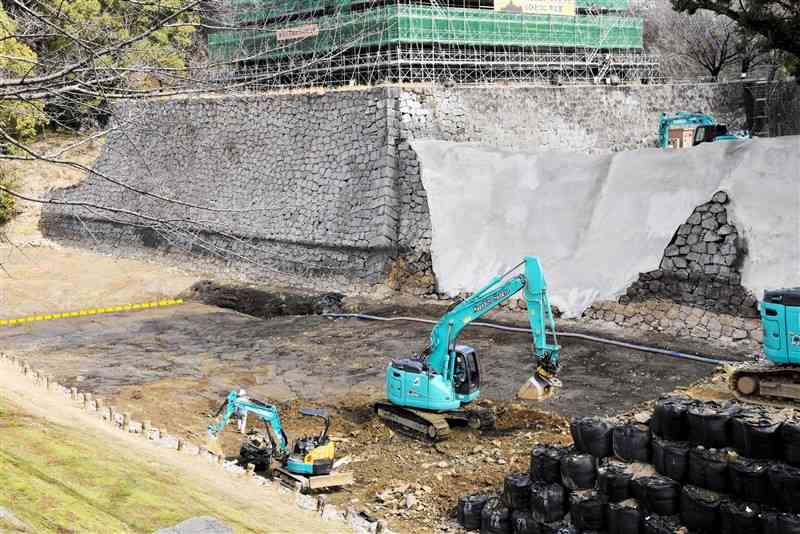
[207,390,288,452]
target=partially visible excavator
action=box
[658,112,749,149]
[374,256,561,440]
[730,289,800,408]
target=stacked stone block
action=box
[623,191,758,318]
[583,300,762,346]
[42,89,400,283]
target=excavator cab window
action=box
[693,124,730,146]
[454,347,481,395]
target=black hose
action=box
[321,312,727,366]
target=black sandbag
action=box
[769,463,800,513]
[539,521,575,534]
[679,485,721,533]
[651,438,689,483]
[688,446,729,493]
[731,409,781,460]
[613,424,651,463]
[783,419,800,467]
[719,500,760,534]
[504,473,533,511]
[687,403,733,448]
[459,492,491,530]
[531,444,568,484]
[530,482,567,524]
[571,416,614,458]
[729,456,770,504]
[511,510,539,534]
[762,510,780,533]
[638,476,680,516]
[597,464,632,503]
[630,476,647,504]
[642,514,683,534]
[607,501,642,534]
[561,453,597,490]
[482,497,512,534]
[651,396,693,441]
[778,513,800,534]
[569,491,605,532]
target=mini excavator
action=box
[208,390,335,475]
[374,256,561,440]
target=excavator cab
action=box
[453,346,481,396]
[693,124,731,146]
[285,407,335,475]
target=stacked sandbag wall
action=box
[458,397,800,533]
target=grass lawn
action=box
[0,397,292,533]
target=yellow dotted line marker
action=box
[0,299,184,327]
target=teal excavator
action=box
[658,112,749,149]
[374,256,560,440]
[731,289,800,408]
[207,390,336,476]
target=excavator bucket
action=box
[517,370,561,401]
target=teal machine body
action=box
[761,289,800,364]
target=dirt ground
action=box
[0,294,751,533]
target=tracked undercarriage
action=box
[373,400,496,441]
[729,360,800,409]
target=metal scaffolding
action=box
[208,0,659,88]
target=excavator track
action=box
[374,401,451,441]
[373,402,497,441]
[729,360,800,409]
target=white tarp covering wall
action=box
[413,137,800,318]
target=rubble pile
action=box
[457,396,800,533]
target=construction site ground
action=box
[0,274,752,532]
[0,139,752,532]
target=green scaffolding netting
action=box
[209,4,643,63]
[227,0,632,25]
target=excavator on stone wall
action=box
[658,112,749,149]
[374,256,561,440]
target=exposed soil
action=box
[0,284,752,533]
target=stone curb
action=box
[0,352,387,533]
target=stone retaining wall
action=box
[43,89,400,284]
[582,299,762,348]
[41,81,797,323]
[390,82,778,294]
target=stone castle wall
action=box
[42,81,796,308]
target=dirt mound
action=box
[182,280,343,319]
